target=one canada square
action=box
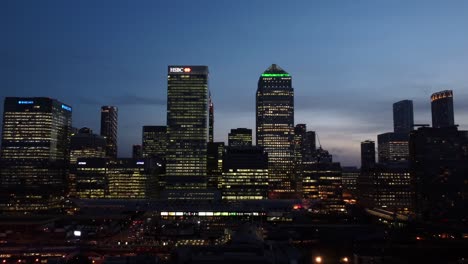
[166,66,209,189]
[256,64,295,198]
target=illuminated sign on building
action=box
[169,67,192,73]
[18,101,34,104]
[62,104,72,111]
[136,161,144,165]
[78,162,87,165]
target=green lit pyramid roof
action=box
[261,64,290,77]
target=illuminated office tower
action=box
[221,146,269,200]
[132,145,142,159]
[107,159,149,199]
[393,100,414,134]
[360,140,375,169]
[256,64,295,198]
[166,66,209,189]
[207,142,224,188]
[75,158,108,199]
[377,132,409,162]
[209,95,214,143]
[70,127,106,164]
[69,127,106,197]
[0,97,72,213]
[100,106,118,158]
[228,128,252,147]
[302,161,344,213]
[142,126,167,159]
[431,90,455,128]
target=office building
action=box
[342,166,359,199]
[75,158,159,199]
[221,146,269,200]
[70,127,107,164]
[207,142,224,189]
[302,161,344,213]
[358,162,413,214]
[132,144,143,159]
[142,126,167,159]
[409,126,468,222]
[377,132,409,162]
[69,127,106,197]
[256,64,294,198]
[431,90,455,128]
[166,65,209,189]
[360,140,376,169]
[393,100,414,134]
[100,106,118,158]
[75,158,108,199]
[0,97,72,213]
[228,128,252,147]
[209,95,214,143]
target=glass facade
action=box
[256,64,294,197]
[166,66,209,189]
[377,132,409,162]
[228,128,252,147]
[100,106,118,159]
[142,126,167,159]
[431,90,455,128]
[393,100,414,134]
[221,147,269,200]
[0,97,72,213]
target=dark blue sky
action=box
[2,0,468,166]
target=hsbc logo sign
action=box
[170,67,192,73]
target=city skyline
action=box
[3,1,468,166]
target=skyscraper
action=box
[166,65,209,189]
[0,97,72,213]
[209,95,214,143]
[70,127,107,164]
[360,140,376,169]
[207,142,224,189]
[431,90,455,128]
[132,145,143,159]
[256,64,294,198]
[221,146,269,200]
[100,106,118,158]
[393,100,414,134]
[142,126,167,159]
[228,128,252,147]
[377,132,409,162]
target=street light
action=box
[314,256,322,263]
[341,257,349,263]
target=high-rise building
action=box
[393,100,414,134]
[360,140,376,169]
[76,157,159,199]
[166,65,209,190]
[132,145,143,159]
[207,142,224,189]
[221,146,269,200]
[302,161,344,213]
[142,126,167,159]
[342,166,359,199]
[228,128,252,147]
[209,95,214,143]
[75,158,108,199]
[377,132,409,162]
[431,90,455,128]
[100,106,118,158]
[70,127,107,164]
[303,131,317,162]
[0,97,72,213]
[69,127,107,197]
[409,126,468,222]
[256,64,294,198]
[294,124,307,166]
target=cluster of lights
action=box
[160,211,264,217]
